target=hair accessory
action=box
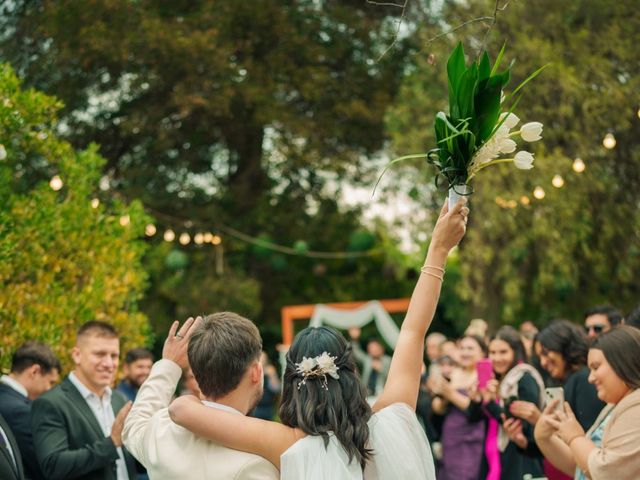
[295,352,340,390]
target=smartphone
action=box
[544,387,565,412]
[476,358,493,389]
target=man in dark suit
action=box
[31,321,136,480]
[0,413,25,480]
[0,341,61,480]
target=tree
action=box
[386,0,640,329]
[0,64,150,373]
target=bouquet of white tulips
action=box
[376,42,547,209]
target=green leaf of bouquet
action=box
[447,42,466,117]
[372,153,429,197]
[478,51,491,82]
[490,42,507,76]
[456,63,478,120]
[503,63,551,104]
[475,75,503,142]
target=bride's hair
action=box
[279,326,373,469]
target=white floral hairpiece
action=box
[295,351,340,390]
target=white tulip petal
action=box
[514,151,535,170]
[499,139,517,154]
[521,122,543,142]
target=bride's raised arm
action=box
[373,198,467,413]
[169,395,301,469]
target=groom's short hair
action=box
[188,312,262,398]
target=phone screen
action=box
[476,358,493,389]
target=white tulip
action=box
[499,139,517,154]
[514,151,535,170]
[0,144,6,161]
[520,122,543,142]
[500,112,520,129]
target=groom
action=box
[122,313,278,480]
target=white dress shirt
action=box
[68,372,129,480]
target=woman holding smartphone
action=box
[535,326,640,480]
[471,326,545,480]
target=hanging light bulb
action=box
[49,175,63,191]
[603,133,616,149]
[179,233,191,245]
[572,157,586,173]
[194,233,204,245]
[145,224,157,236]
[119,215,130,227]
[637,108,640,119]
[212,235,222,245]
[91,198,100,209]
[520,196,530,206]
[533,186,546,200]
[203,232,214,243]
[552,175,565,188]
[164,229,175,242]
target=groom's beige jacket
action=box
[123,359,279,480]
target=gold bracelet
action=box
[420,270,444,281]
[421,264,445,275]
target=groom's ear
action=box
[250,359,263,384]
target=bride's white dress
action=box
[280,403,436,479]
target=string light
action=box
[91,198,100,208]
[212,235,222,245]
[119,215,130,227]
[507,200,517,209]
[637,108,640,119]
[163,229,175,242]
[203,232,213,243]
[533,186,545,200]
[194,233,204,245]
[49,175,63,191]
[179,233,191,245]
[552,175,565,188]
[603,133,616,149]
[572,158,585,173]
[145,224,157,236]
[520,196,530,206]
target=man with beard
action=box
[117,349,154,403]
[122,314,278,480]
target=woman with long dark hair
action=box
[475,326,545,480]
[168,199,468,479]
[535,325,640,480]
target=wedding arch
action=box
[280,298,411,348]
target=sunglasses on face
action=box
[585,324,606,334]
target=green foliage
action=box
[0,64,151,373]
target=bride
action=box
[169,198,468,479]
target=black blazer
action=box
[0,383,47,480]
[31,377,136,480]
[0,413,25,480]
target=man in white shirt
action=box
[123,313,279,480]
[31,321,136,480]
[0,341,60,480]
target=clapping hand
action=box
[547,402,585,446]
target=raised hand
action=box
[509,400,542,425]
[429,197,469,256]
[548,402,585,446]
[502,415,528,449]
[162,316,203,369]
[534,399,560,441]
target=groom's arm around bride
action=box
[122,316,279,480]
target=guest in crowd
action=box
[1,413,25,480]
[31,321,137,480]
[425,332,447,375]
[347,327,391,402]
[518,321,538,359]
[465,318,489,343]
[251,351,281,420]
[429,335,488,480]
[583,304,623,338]
[0,341,60,480]
[473,326,545,480]
[625,303,640,329]
[519,320,605,430]
[116,348,154,403]
[535,325,640,480]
